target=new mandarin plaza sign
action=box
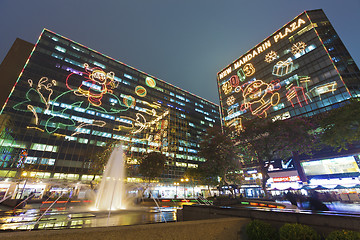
[218,17,307,80]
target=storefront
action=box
[0,182,11,199]
[268,170,303,190]
[301,155,360,189]
[13,182,47,199]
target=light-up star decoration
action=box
[264,51,279,63]
[291,41,307,55]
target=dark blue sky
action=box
[1,0,359,104]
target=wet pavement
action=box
[0,199,198,231]
[0,200,359,231]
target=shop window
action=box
[51,53,63,60]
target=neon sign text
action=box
[273,176,300,182]
[233,41,271,70]
[273,18,306,42]
[218,17,307,80]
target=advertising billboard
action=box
[301,156,360,176]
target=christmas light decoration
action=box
[286,86,308,107]
[291,41,307,55]
[68,63,117,107]
[264,51,278,63]
[226,96,236,106]
[243,63,256,77]
[135,86,147,97]
[309,81,337,100]
[272,59,294,77]
[145,77,156,88]
[240,79,281,118]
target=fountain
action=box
[94,144,127,210]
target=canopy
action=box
[313,185,327,190]
[300,185,312,190]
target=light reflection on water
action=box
[0,206,180,231]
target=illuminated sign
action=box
[218,18,307,80]
[273,176,300,182]
[273,18,306,43]
[301,156,360,176]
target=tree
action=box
[198,126,240,195]
[184,167,219,197]
[138,151,166,183]
[237,117,315,197]
[317,99,360,151]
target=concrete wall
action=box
[0,38,33,108]
[1,217,250,240]
[181,205,360,235]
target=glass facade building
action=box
[217,9,360,186]
[218,9,360,129]
[0,29,220,182]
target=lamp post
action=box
[181,178,189,198]
[174,182,179,198]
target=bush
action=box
[246,219,279,240]
[279,223,320,240]
[326,230,360,240]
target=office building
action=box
[217,9,360,189]
[0,29,220,183]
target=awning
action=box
[312,185,328,190]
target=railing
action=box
[198,195,213,205]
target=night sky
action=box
[1,0,359,104]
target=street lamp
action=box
[174,182,179,198]
[181,178,189,198]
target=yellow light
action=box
[22,172,28,176]
[27,126,45,132]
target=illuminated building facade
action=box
[0,29,220,182]
[217,9,360,187]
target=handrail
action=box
[150,192,167,223]
[0,195,12,204]
[30,193,64,231]
[12,193,35,210]
[198,195,213,205]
